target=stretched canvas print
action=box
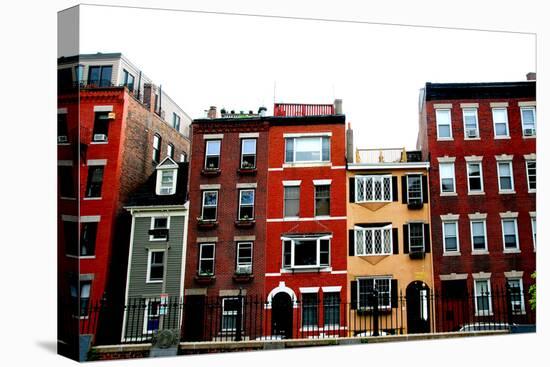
[57,4,536,362]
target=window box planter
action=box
[233,272,254,283]
[409,249,425,260]
[407,199,424,210]
[197,218,218,229]
[237,167,257,176]
[195,273,215,285]
[201,168,221,177]
[234,219,255,228]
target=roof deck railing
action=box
[355,148,407,164]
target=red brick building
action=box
[417,78,536,330]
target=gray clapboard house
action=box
[121,157,189,342]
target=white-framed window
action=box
[238,189,255,220]
[355,175,392,202]
[314,184,330,216]
[179,152,187,162]
[443,221,459,253]
[282,236,330,269]
[462,108,479,138]
[507,278,526,315]
[236,242,253,274]
[470,220,487,252]
[407,175,422,204]
[492,108,509,138]
[85,165,105,198]
[354,225,393,256]
[92,111,110,142]
[146,249,165,283]
[408,222,425,253]
[357,277,392,310]
[497,161,514,192]
[439,163,456,194]
[520,107,536,137]
[436,109,452,139]
[323,292,340,327]
[240,138,257,169]
[156,169,177,195]
[166,143,174,159]
[201,191,218,220]
[474,279,492,316]
[198,243,215,275]
[172,112,181,131]
[149,217,169,241]
[467,162,484,193]
[526,160,536,192]
[501,218,519,250]
[531,216,536,250]
[301,293,319,328]
[285,136,330,163]
[221,297,243,331]
[205,139,221,169]
[152,134,161,162]
[143,299,161,334]
[283,185,300,218]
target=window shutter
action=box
[403,224,409,254]
[350,280,358,310]
[391,279,398,308]
[348,229,355,256]
[424,223,431,253]
[349,177,355,203]
[401,176,408,204]
[392,228,399,254]
[392,176,398,202]
[422,175,428,204]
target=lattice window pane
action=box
[355,230,365,255]
[365,230,373,254]
[383,229,391,253]
[365,177,373,201]
[374,230,382,254]
[356,178,365,201]
[374,179,382,200]
[383,177,391,200]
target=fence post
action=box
[235,289,243,341]
[371,289,379,336]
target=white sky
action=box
[77,5,535,150]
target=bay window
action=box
[282,236,330,269]
[354,225,392,256]
[355,175,392,202]
[285,136,330,163]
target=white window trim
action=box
[466,161,484,194]
[238,189,255,220]
[236,242,253,272]
[285,136,330,164]
[439,162,456,195]
[470,219,488,253]
[442,221,460,255]
[282,235,332,269]
[356,276,392,310]
[354,225,393,256]
[525,160,536,193]
[408,222,425,252]
[198,243,215,275]
[155,168,177,195]
[462,107,480,139]
[354,175,393,203]
[435,109,453,140]
[149,216,170,241]
[146,249,165,283]
[496,161,515,193]
[201,190,218,221]
[474,279,493,316]
[204,139,221,169]
[221,297,244,332]
[531,216,536,251]
[492,108,510,138]
[314,183,331,218]
[313,179,332,186]
[282,180,302,186]
[240,138,257,169]
[520,106,536,138]
[506,277,526,315]
[501,218,520,252]
[406,174,423,204]
[142,298,162,334]
[283,185,300,219]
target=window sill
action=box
[281,266,332,273]
[503,249,521,254]
[90,141,109,145]
[57,143,71,146]
[472,251,489,256]
[282,162,332,168]
[528,190,536,194]
[237,167,257,176]
[197,220,218,229]
[494,136,511,140]
[66,254,96,259]
[83,197,102,200]
[474,312,494,317]
[436,137,454,141]
[314,215,331,220]
[201,168,221,177]
[146,280,163,284]
[149,238,169,242]
[440,192,457,197]
[282,216,300,221]
[194,274,216,285]
[235,219,255,228]
[60,196,77,200]
[356,200,392,204]
[464,137,481,141]
[522,135,536,139]
[443,252,461,256]
[498,190,516,195]
[468,191,485,196]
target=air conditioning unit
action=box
[524,128,535,136]
[107,112,116,119]
[466,129,478,138]
[93,134,107,142]
[236,264,252,274]
[160,187,173,195]
[57,135,68,143]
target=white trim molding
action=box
[500,211,519,219]
[219,289,247,297]
[529,211,536,218]
[465,155,483,162]
[93,105,113,112]
[87,159,107,166]
[58,107,68,114]
[321,286,342,292]
[504,270,524,278]
[299,287,320,294]
[266,281,298,308]
[490,102,509,108]
[199,184,221,190]
[239,132,259,138]
[440,213,460,221]
[236,182,257,189]
[197,237,218,242]
[472,272,491,280]
[468,213,487,220]
[234,235,256,241]
[203,133,223,139]
[518,101,536,107]
[440,273,468,281]
[81,215,101,223]
[433,103,452,108]
[437,156,456,163]
[495,154,514,161]
[282,180,302,186]
[523,153,536,160]
[460,103,479,108]
[283,132,332,138]
[267,216,346,222]
[313,179,332,186]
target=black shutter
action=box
[349,177,355,203]
[403,224,409,254]
[401,176,408,204]
[350,280,358,310]
[422,175,428,204]
[348,229,355,256]
[391,279,398,308]
[392,228,399,254]
[424,223,431,253]
[392,176,398,202]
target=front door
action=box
[406,281,430,334]
[182,296,205,341]
[271,293,293,339]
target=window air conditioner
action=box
[57,135,68,143]
[93,134,107,142]
[107,112,116,119]
[236,264,252,274]
[466,129,478,138]
[524,128,535,136]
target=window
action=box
[474,279,492,315]
[205,139,221,169]
[463,108,479,138]
[201,191,218,220]
[122,69,134,91]
[502,219,519,250]
[532,216,536,249]
[166,143,174,159]
[92,112,109,142]
[301,293,318,328]
[172,113,181,131]
[58,166,75,198]
[526,160,536,191]
[75,64,84,83]
[236,242,253,273]
[58,67,73,92]
[152,134,161,163]
[221,298,243,331]
[80,222,98,256]
[157,169,177,195]
[198,243,215,275]
[408,223,424,253]
[470,220,487,252]
[314,184,330,216]
[492,108,509,137]
[520,107,536,136]
[85,165,104,198]
[70,280,91,317]
[64,221,78,256]
[87,65,112,87]
[439,163,456,194]
[323,292,340,327]
[282,236,330,269]
[58,113,69,143]
[467,162,484,193]
[143,299,161,334]
[507,278,525,314]
[241,139,257,169]
[407,175,422,204]
[443,221,459,253]
[285,136,330,163]
[358,277,391,309]
[238,189,255,220]
[355,175,392,202]
[354,225,392,256]
[149,217,169,241]
[283,185,300,217]
[146,250,164,283]
[497,161,514,192]
[436,109,452,139]
[180,152,187,162]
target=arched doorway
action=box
[271,292,293,339]
[406,281,430,334]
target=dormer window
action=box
[155,157,178,195]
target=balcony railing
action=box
[274,103,335,117]
[356,148,407,164]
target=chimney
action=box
[526,72,536,81]
[143,83,156,112]
[346,122,354,163]
[334,99,343,114]
[207,106,217,119]
[258,106,267,117]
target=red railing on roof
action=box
[274,103,334,117]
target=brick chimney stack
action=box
[334,99,343,114]
[346,122,354,163]
[207,106,217,119]
[526,72,536,81]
